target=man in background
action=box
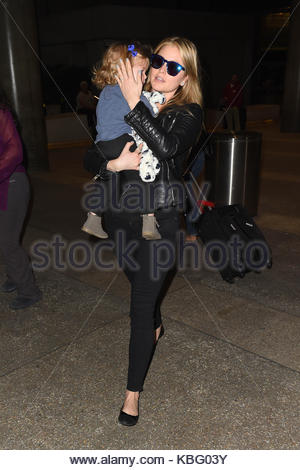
[221,74,244,131]
[76,81,97,139]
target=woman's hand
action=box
[115,58,143,110]
[107,141,142,172]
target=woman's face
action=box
[149,44,187,101]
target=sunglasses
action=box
[150,54,185,77]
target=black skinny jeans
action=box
[104,207,179,392]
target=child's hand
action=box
[115,58,143,110]
[107,142,142,172]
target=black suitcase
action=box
[197,204,272,283]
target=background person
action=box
[221,73,244,131]
[183,126,213,241]
[76,80,97,138]
[0,87,42,310]
[184,149,205,241]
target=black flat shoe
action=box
[118,409,139,427]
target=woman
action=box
[0,87,42,310]
[84,37,203,425]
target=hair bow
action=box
[128,44,138,57]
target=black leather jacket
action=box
[84,100,203,210]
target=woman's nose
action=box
[158,63,167,75]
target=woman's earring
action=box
[180,81,185,87]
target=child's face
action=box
[131,55,149,84]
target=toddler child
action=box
[82,41,165,240]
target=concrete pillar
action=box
[281,2,300,133]
[0,0,48,170]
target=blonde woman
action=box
[85,37,203,426]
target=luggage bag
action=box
[197,204,272,283]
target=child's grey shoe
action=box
[142,215,162,240]
[82,212,108,239]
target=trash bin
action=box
[205,131,262,216]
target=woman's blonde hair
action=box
[92,41,152,90]
[145,36,203,110]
